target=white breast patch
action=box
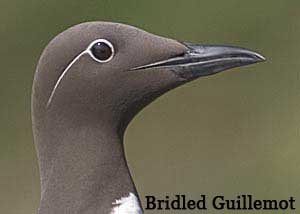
[110,192,143,214]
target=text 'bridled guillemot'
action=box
[145,195,296,212]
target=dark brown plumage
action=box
[32,22,264,214]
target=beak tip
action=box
[253,52,266,63]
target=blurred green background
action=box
[1,0,300,213]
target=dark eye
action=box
[88,39,114,62]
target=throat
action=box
[35,113,142,214]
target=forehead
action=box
[45,21,180,66]
[37,22,144,78]
[56,22,146,52]
[43,22,171,69]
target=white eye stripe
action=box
[46,39,114,107]
[47,50,87,107]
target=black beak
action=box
[132,43,265,79]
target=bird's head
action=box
[33,22,264,133]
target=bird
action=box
[31,21,265,214]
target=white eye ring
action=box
[86,39,115,63]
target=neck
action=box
[33,105,143,214]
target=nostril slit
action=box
[169,51,186,59]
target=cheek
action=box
[106,69,181,107]
[131,68,182,95]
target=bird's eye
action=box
[87,39,114,63]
